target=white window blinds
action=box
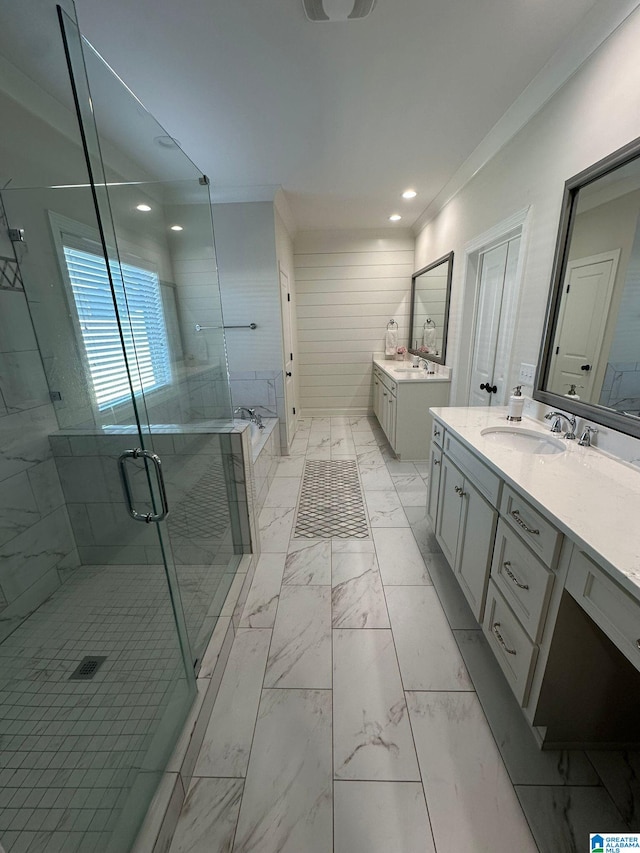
[63,245,171,410]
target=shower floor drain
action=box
[69,656,107,680]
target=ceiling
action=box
[64,0,616,231]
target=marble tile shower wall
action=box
[0,287,78,639]
[601,361,640,415]
[229,371,288,451]
[51,430,252,566]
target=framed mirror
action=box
[408,251,454,365]
[535,136,640,439]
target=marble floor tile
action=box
[407,691,538,853]
[515,785,629,851]
[586,750,640,826]
[334,781,435,853]
[385,460,418,476]
[355,449,387,468]
[424,551,477,630]
[330,437,356,454]
[359,466,396,491]
[264,586,332,688]
[283,539,331,585]
[396,489,428,507]
[391,474,427,491]
[274,457,305,477]
[194,628,271,778]
[365,491,409,527]
[262,477,301,508]
[373,528,432,585]
[332,550,390,629]
[258,506,295,552]
[411,517,441,554]
[288,440,309,457]
[169,777,243,853]
[332,539,375,554]
[353,433,382,447]
[239,553,286,628]
[232,689,332,853]
[455,629,601,786]
[333,629,420,781]
[414,461,430,479]
[386,586,472,690]
[348,416,376,431]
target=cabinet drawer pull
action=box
[510,509,539,535]
[503,561,529,590]
[433,459,441,466]
[454,485,466,497]
[434,429,441,437]
[383,392,388,396]
[492,622,517,655]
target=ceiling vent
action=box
[302,0,376,22]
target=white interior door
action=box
[279,265,296,442]
[548,252,619,402]
[468,237,521,407]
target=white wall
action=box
[293,229,414,416]
[213,202,282,373]
[414,4,640,417]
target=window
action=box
[63,245,171,410]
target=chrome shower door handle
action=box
[118,448,169,523]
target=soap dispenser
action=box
[506,386,524,422]
[563,383,583,401]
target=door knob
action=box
[580,364,591,371]
[481,383,497,394]
[480,383,487,390]
[286,372,292,377]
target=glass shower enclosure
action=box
[0,1,240,850]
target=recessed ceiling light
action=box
[389,214,402,222]
[136,204,152,212]
[170,225,184,231]
[402,189,417,199]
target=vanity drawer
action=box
[483,580,538,705]
[444,432,501,506]
[501,485,562,567]
[566,548,640,670]
[432,419,445,449]
[491,520,553,643]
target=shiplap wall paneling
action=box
[294,231,415,416]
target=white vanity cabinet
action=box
[436,452,498,620]
[372,360,450,460]
[429,407,640,747]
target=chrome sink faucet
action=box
[419,358,435,374]
[544,410,576,439]
[578,425,598,447]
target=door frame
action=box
[279,260,297,445]
[458,207,532,406]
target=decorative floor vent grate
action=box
[69,656,107,680]
[294,459,369,539]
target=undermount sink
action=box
[480,426,566,455]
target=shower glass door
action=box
[60,12,242,670]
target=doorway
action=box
[460,208,530,408]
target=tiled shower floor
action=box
[0,561,232,853]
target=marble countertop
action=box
[373,356,451,384]
[430,406,640,601]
